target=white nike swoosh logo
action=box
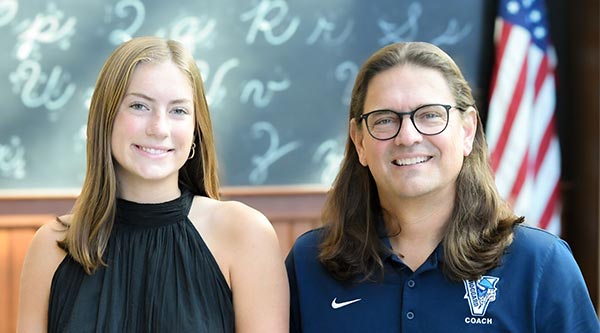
[331,297,362,309]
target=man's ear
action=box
[350,118,368,166]
[462,107,478,157]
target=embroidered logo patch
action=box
[463,276,499,317]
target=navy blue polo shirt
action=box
[286,224,599,333]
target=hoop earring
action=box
[188,142,196,160]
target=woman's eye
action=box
[130,103,148,111]
[172,107,189,115]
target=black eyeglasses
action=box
[359,104,467,140]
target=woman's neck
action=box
[117,179,181,203]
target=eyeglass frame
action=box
[358,103,468,141]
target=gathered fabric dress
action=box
[48,189,234,332]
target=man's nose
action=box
[393,115,422,145]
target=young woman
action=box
[18,36,289,332]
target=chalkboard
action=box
[0,0,494,189]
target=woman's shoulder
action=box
[188,196,284,288]
[26,216,70,269]
[17,216,70,332]
[188,196,280,256]
[190,196,272,234]
[30,216,70,255]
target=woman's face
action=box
[351,64,476,207]
[111,60,195,198]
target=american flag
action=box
[486,0,561,234]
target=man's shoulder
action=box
[292,227,324,249]
[506,224,573,266]
[511,224,567,251]
[286,228,327,272]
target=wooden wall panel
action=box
[0,208,67,333]
[0,231,11,333]
[0,215,50,333]
[5,230,36,333]
[272,218,323,256]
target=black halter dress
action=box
[48,189,234,332]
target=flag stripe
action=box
[510,150,528,202]
[488,20,511,100]
[528,137,561,223]
[530,67,556,165]
[486,22,530,150]
[535,116,555,175]
[539,182,559,230]
[534,55,549,100]
[490,48,528,171]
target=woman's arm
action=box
[17,219,67,333]
[224,201,290,333]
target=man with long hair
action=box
[286,42,598,332]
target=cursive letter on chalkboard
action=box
[335,61,358,106]
[156,15,217,53]
[73,125,87,154]
[313,139,343,185]
[10,60,76,121]
[15,7,77,60]
[240,0,300,45]
[0,136,26,180]
[306,17,353,46]
[197,58,240,108]
[240,78,291,108]
[249,121,301,185]
[108,0,146,45]
[0,0,18,27]
[429,19,472,46]
[377,2,421,45]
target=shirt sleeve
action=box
[534,238,600,332]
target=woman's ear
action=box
[350,118,368,166]
[462,107,478,157]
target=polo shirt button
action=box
[406,311,415,320]
[407,280,415,288]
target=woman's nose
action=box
[146,111,169,137]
